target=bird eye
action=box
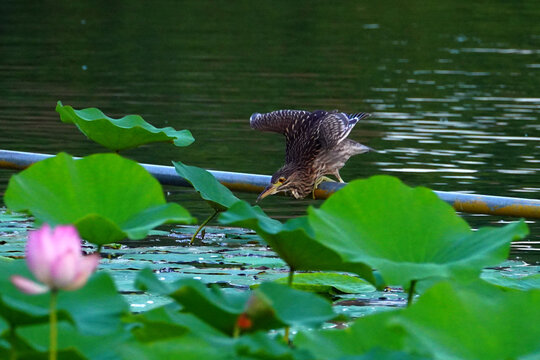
[278,177,286,183]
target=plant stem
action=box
[96,244,103,254]
[284,268,295,346]
[190,210,219,245]
[407,280,417,307]
[287,268,295,287]
[49,289,58,360]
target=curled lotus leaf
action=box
[56,101,194,151]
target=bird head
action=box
[257,165,310,201]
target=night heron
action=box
[251,109,373,201]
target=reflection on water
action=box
[0,0,538,247]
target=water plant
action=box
[4,153,195,246]
[0,102,538,359]
[9,224,100,360]
[56,101,194,152]
[172,160,241,244]
[307,175,529,300]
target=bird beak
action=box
[256,183,280,202]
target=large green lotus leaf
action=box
[17,321,131,360]
[118,335,234,360]
[173,161,240,211]
[308,175,529,287]
[295,310,405,359]
[56,101,194,151]
[128,305,227,342]
[4,153,195,245]
[395,281,540,360]
[219,201,376,285]
[0,260,128,335]
[253,282,335,328]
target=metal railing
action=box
[1,149,539,219]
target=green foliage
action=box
[56,101,194,151]
[173,160,240,212]
[0,260,128,334]
[296,281,540,359]
[4,153,195,245]
[135,268,335,336]
[219,201,376,285]
[308,175,529,287]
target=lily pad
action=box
[219,201,376,285]
[273,273,375,294]
[481,272,540,291]
[56,101,194,151]
[4,153,195,245]
[308,175,529,288]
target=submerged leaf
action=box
[219,201,376,285]
[308,175,529,287]
[4,153,195,245]
[56,101,194,151]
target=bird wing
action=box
[250,110,312,135]
[318,112,370,148]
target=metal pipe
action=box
[1,149,539,219]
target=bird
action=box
[250,109,373,201]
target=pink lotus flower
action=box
[11,224,100,294]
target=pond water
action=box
[1,2,538,263]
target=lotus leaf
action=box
[4,153,195,245]
[173,161,240,212]
[56,101,194,151]
[173,160,241,243]
[308,175,529,287]
[297,280,540,359]
[395,281,540,359]
[219,201,376,285]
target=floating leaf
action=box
[4,153,195,245]
[56,101,194,151]
[273,273,375,294]
[219,201,376,285]
[308,175,529,287]
[485,273,540,290]
[135,268,335,335]
[173,161,240,212]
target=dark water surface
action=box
[1,1,539,251]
